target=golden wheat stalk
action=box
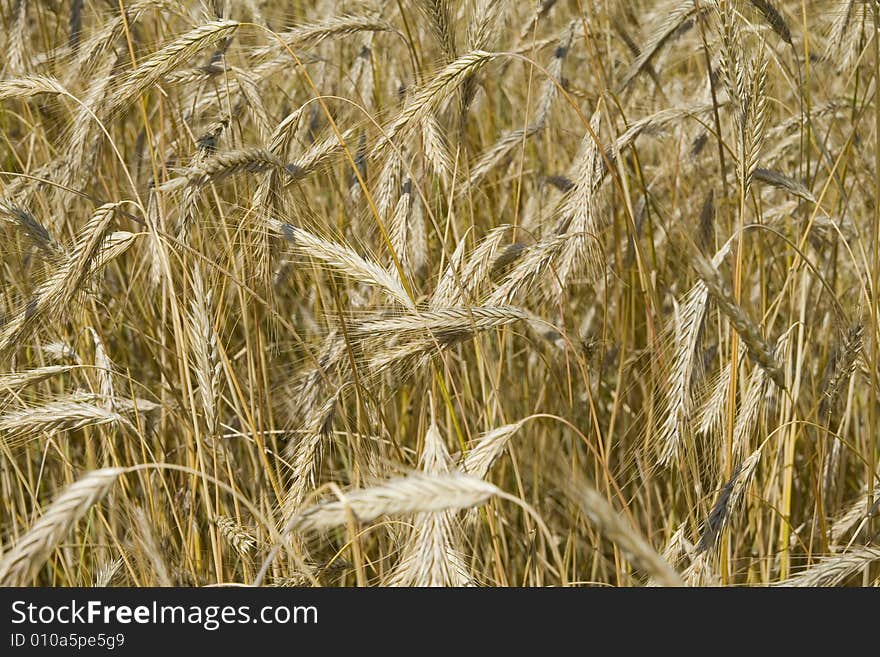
[108,20,239,115]
[294,472,500,533]
[387,422,472,586]
[571,482,684,587]
[0,203,119,360]
[0,398,131,449]
[275,223,413,309]
[690,247,785,389]
[774,546,880,587]
[0,468,124,586]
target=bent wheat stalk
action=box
[256,472,500,585]
[0,203,120,360]
[0,468,124,586]
[690,248,786,389]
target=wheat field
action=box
[0,0,877,588]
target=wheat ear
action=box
[387,422,471,586]
[107,20,239,115]
[572,482,684,587]
[0,468,123,586]
[690,248,786,389]
[774,546,880,587]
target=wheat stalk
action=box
[0,365,75,394]
[690,247,785,389]
[294,472,500,533]
[0,201,60,256]
[697,447,763,553]
[0,398,131,448]
[0,468,123,586]
[216,516,258,557]
[251,14,395,59]
[0,203,119,360]
[433,225,512,307]
[571,482,684,587]
[748,0,792,45]
[107,20,239,115]
[775,546,880,587]
[387,421,471,586]
[621,0,716,88]
[377,50,496,157]
[275,223,413,309]
[0,75,67,102]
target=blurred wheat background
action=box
[0,0,878,587]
